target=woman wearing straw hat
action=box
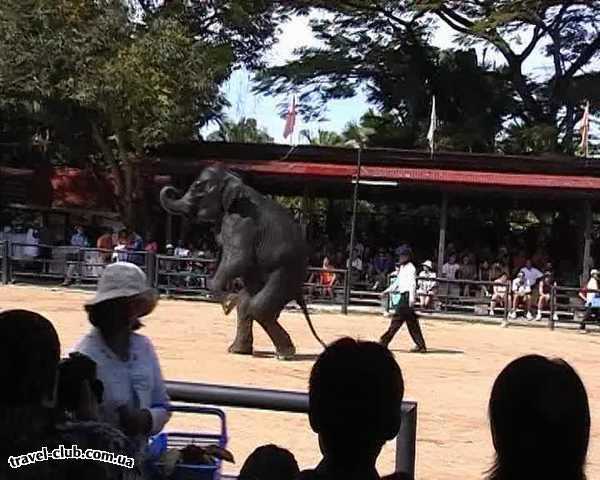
[379,246,427,353]
[71,262,171,449]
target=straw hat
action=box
[85,263,157,317]
[421,260,434,269]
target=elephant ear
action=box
[221,173,246,212]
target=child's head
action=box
[309,338,404,463]
[238,444,299,480]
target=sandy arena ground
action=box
[1,284,599,479]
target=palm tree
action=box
[206,117,274,143]
[300,129,344,146]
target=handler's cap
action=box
[85,262,156,312]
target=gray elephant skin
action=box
[159,164,326,360]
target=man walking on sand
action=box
[379,246,427,353]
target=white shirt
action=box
[417,270,437,294]
[442,262,460,279]
[174,247,190,257]
[351,257,363,271]
[520,266,543,287]
[384,262,416,305]
[71,328,171,445]
[585,277,599,304]
[512,277,531,294]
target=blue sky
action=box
[203,14,594,145]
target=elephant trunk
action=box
[160,186,189,216]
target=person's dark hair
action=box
[57,352,104,414]
[309,337,404,459]
[488,355,590,480]
[0,310,60,406]
[85,297,132,334]
[238,444,299,480]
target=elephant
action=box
[159,164,326,360]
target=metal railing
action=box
[165,380,417,478]
[155,254,218,297]
[429,277,511,323]
[0,241,150,286]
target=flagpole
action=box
[342,146,362,315]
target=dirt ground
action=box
[2,285,599,479]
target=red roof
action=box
[198,159,600,191]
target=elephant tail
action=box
[297,295,327,349]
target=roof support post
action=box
[342,148,362,315]
[437,192,448,276]
[166,212,173,247]
[582,199,593,285]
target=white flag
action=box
[580,101,590,157]
[427,96,437,153]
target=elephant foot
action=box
[275,345,296,361]
[221,293,240,316]
[228,342,253,355]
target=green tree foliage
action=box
[413,0,600,153]
[255,3,515,152]
[206,117,274,143]
[0,0,282,229]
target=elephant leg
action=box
[248,268,296,360]
[211,214,257,293]
[255,314,296,360]
[228,290,254,355]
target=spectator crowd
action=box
[304,236,600,324]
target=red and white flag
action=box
[283,96,297,140]
[580,101,590,157]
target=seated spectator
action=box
[479,260,492,296]
[97,227,115,265]
[0,309,137,480]
[372,248,394,291]
[239,444,299,480]
[144,237,158,255]
[299,338,404,480]
[489,272,509,316]
[71,263,171,451]
[441,254,460,297]
[536,271,557,321]
[174,240,190,258]
[417,260,437,309]
[458,254,477,296]
[63,225,90,286]
[112,230,129,263]
[578,269,600,332]
[348,248,363,284]
[309,256,337,300]
[127,231,144,266]
[487,355,589,480]
[509,271,532,320]
[519,259,543,289]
